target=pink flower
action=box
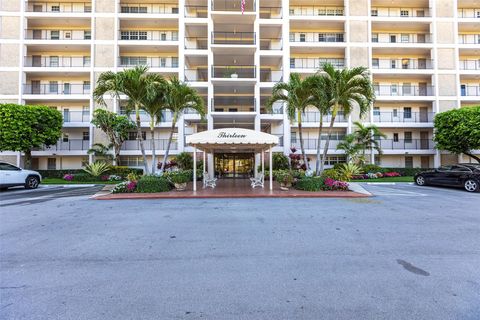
[126,181,137,192]
[63,174,74,181]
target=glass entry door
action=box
[215,153,254,178]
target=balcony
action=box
[119,56,178,68]
[297,112,347,123]
[184,37,208,49]
[290,58,345,69]
[289,6,344,16]
[23,83,90,95]
[260,38,283,50]
[26,2,91,13]
[211,0,255,12]
[372,111,434,123]
[460,60,480,70]
[211,97,256,112]
[119,30,178,41]
[119,110,174,122]
[25,29,91,40]
[458,34,480,44]
[374,85,434,96]
[290,32,345,43]
[211,65,256,79]
[260,7,282,19]
[260,102,284,114]
[372,58,433,70]
[184,68,209,82]
[457,9,480,18]
[378,139,434,150]
[271,134,284,146]
[24,55,91,68]
[62,111,90,123]
[121,139,177,150]
[34,139,89,151]
[119,3,179,14]
[461,86,480,97]
[371,7,431,17]
[290,138,344,150]
[211,32,255,45]
[372,33,432,44]
[260,68,283,82]
[184,5,208,17]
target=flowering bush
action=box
[63,174,74,181]
[383,171,401,177]
[295,176,349,191]
[126,181,137,192]
[108,175,122,181]
[112,180,137,193]
[324,178,349,191]
[351,171,401,180]
[100,175,109,181]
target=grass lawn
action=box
[42,178,120,185]
[353,176,414,183]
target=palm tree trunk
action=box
[315,113,324,175]
[150,118,156,174]
[297,110,309,170]
[160,116,177,172]
[135,103,149,174]
[320,104,338,173]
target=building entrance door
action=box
[215,153,254,178]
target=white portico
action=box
[185,128,279,191]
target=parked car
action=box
[0,162,42,190]
[414,164,480,192]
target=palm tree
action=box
[266,73,315,170]
[93,66,164,174]
[87,143,114,163]
[352,121,386,164]
[336,134,361,164]
[317,63,374,173]
[159,77,205,172]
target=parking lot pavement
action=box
[361,182,480,199]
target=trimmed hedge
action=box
[38,166,143,179]
[381,167,434,176]
[136,175,171,193]
[295,177,325,191]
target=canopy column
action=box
[269,147,272,190]
[261,150,264,176]
[193,147,197,192]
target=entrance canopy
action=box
[186,128,279,152]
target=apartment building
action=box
[0,0,479,173]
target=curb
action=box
[90,185,115,199]
[348,182,373,196]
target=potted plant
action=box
[224,66,238,78]
[274,170,294,191]
[167,170,191,191]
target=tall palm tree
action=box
[336,134,361,164]
[317,63,374,173]
[93,66,164,174]
[159,77,205,172]
[352,121,386,164]
[266,73,315,170]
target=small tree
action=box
[352,121,386,164]
[87,143,114,162]
[175,152,194,170]
[434,106,480,162]
[0,104,62,169]
[91,109,136,165]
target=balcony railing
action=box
[212,65,256,78]
[260,38,282,50]
[259,7,282,18]
[184,37,208,49]
[372,58,433,70]
[119,30,178,41]
[119,56,178,68]
[211,32,255,45]
[211,0,255,12]
[458,34,480,44]
[62,111,90,122]
[25,29,91,40]
[374,85,434,96]
[371,7,431,17]
[121,139,177,150]
[184,68,209,82]
[460,60,480,70]
[120,3,179,14]
[289,6,344,16]
[290,58,345,69]
[184,5,208,17]
[372,112,434,123]
[372,33,432,43]
[260,69,283,82]
[290,138,344,150]
[461,86,480,96]
[26,2,91,13]
[23,83,90,95]
[378,139,434,150]
[290,32,345,43]
[457,9,480,18]
[271,134,284,146]
[260,102,284,114]
[211,97,256,112]
[24,56,90,67]
[34,139,89,151]
[119,111,174,122]
[297,111,347,123]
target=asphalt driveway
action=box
[1,183,479,319]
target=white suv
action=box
[0,162,42,190]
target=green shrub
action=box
[321,168,341,180]
[337,163,362,181]
[273,170,294,185]
[361,164,383,173]
[166,170,191,184]
[136,175,171,193]
[174,152,194,170]
[273,153,290,170]
[83,161,111,177]
[74,173,100,182]
[37,167,143,179]
[295,177,325,191]
[108,166,143,177]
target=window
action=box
[50,30,60,40]
[291,132,297,142]
[404,107,412,119]
[51,5,60,12]
[372,58,379,68]
[172,57,178,68]
[290,58,295,68]
[172,7,179,14]
[374,155,381,165]
[289,8,294,15]
[371,9,378,16]
[83,56,91,67]
[393,133,399,142]
[65,31,71,39]
[289,33,295,42]
[404,132,412,143]
[62,133,69,142]
[160,57,166,67]
[47,158,57,170]
[391,84,398,95]
[161,33,167,41]
[336,34,344,42]
[372,33,378,42]
[402,59,409,69]
[300,33,306,42]
[121,31,129,40]
[373,107,380,116]
[319,33,325,42]
[82,131,89,141]
[49,81,58,94]
[390,35,397,43]
[83,81,90,92]
[50,56,59,67]
[403,83,412,95]
[84,31,91,40]
[391,60,396,69]
[405,156,413,168]
[400,10,409,17]
[401,34,409,43]
[128,131,146,140]
[84,5,92,12]
[393,109,398,117]
[139,31,147,40]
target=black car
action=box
[414,163,480,192]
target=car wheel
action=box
[25,176,40,189]
[464,179,479,192]
[415,175,426,186]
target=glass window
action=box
[390,35,397,43]
[62,133,69,142]
[0,163,20,170]
[373,107,380,116]
[84,31,91,40]
[139,31,147,40]
[300,33,306,42]
[393,133,399,142]
[372,58,379,68]
[50,56,59,67]
[51,5,60,12]
[405,156,413,168]
[401,34,409,42]
[161,33,167,41]
[160,57,166,67]
[400,10,409,17]
[391,60,396,69]
[372,33,378,42]
[83,131,89,141]
[50,30,60,40]
[121,31,129,40]
[47,158,57,170]
[371,9,378,16]
[404,132,412,143]
[404,107,412,118]
[393,109,398,117]
[49,81,58,93]
[83,56,91,67]
[172,57,178,68]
